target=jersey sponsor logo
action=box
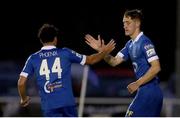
[71,50,82,58]
[44,81,50,93]
[44,81,62,93]
[144,44,154,50]
[146,48,156,57]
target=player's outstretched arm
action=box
[85,39,116,65]
[18,76,30,107]
[85,34,124,66]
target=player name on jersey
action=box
[39,51,58,58]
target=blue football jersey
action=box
[117,32,159,80]
[117,32,163,116]
[20,46,86,110]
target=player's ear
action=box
[135,19,141,28]
[54,37,58,45]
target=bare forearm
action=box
[104,54,115,66]
[104,55,123,67]
[85,51,107,65]
[18,77,27,100]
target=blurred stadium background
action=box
[0,0,180,117]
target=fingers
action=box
[22,100,29,107]
[101,39,105,48]
[127,85,133,94]
[104,39,116,54]
[106,39,116,48]
[98,35,100,40]
[85,34,115,53]
[20,96,30,107]
[85,34,95,41]
[127,82,139,94]
[85,35,96,46]
[85,34,103,45]
[85,40,91,46]
[85,34,99,45]
[98,35,101,46]
[85,35,93,43]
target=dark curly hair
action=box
[38,24,59,44]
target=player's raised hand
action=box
[101,39,116,54]
[20,96,30,107]
[85,34,104,52]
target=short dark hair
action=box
[38,24,59,43]
[124,9,143,22]
[124,9,144,30]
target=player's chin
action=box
[125,32,130,36]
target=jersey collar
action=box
[41,46,56,50]
[132,32,143,44]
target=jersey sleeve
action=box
[63,48,86,65]
[20,55,34,78]
[142,40,159,63]
[117,42,129,61]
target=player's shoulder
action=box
[62,47,71,51]
[140,34,153,44]
[125,40,132,47]
[28,49,44,60]
[24,53,34,63]
[61,47,75,53]
[31,50,42,57]
[140,35,155,50]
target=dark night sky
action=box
[0,0,176,81]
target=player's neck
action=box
[130,29,141,40]
[43,42,56,47]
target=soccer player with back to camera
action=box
[17,23,115,117]
[85,9,163,117]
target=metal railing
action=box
[0,96,180,116]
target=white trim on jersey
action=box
[148,55,159,63]
[80,55,86,65]
[20,72,28,78]
[117,52,124,58]
[132,32,143,44]
[41,46,56,50]
[21,55,32,74]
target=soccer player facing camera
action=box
[17,24,115,117]
[85,9,163,117]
